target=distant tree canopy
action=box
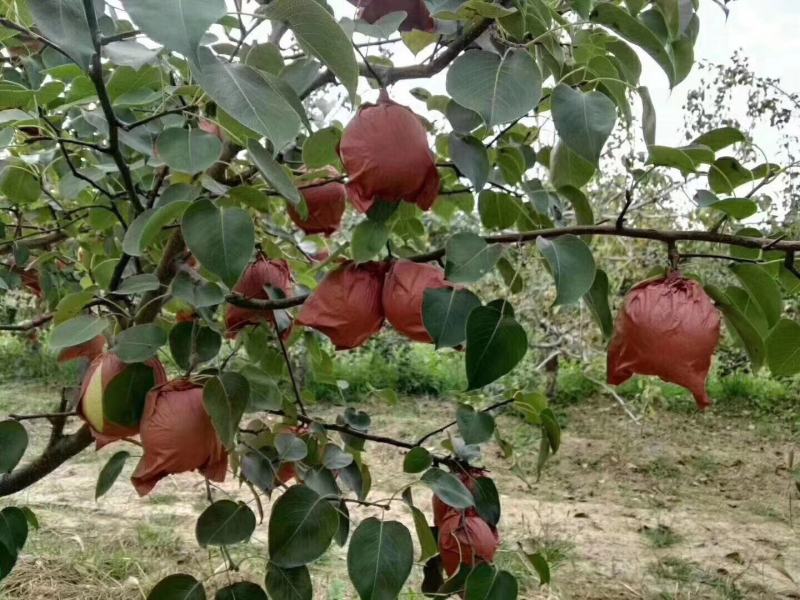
[0,0,798,598]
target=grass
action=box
[641,524,682,548]
[650,557,746,599]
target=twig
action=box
[10,411,78,421]
[100,30,141,44]
[416,397,516,446]
[120,105,198,132]
[273,320,307,417]
[585,377,641,424]
[83,0,144,214]
[0,314,53,331]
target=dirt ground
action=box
[0,382,798,599]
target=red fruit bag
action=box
[438,509,501,576]
[345,0,435,32]
[78,352,167,448]
[225,257,294,338]
[607,273,721,409]
[339,90,440,214]
[383,261,451,343]
[131,379,228,496]
[297,261,388,349]
[289,178,347,236]
[57,335,106,363]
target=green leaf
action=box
[181,199,255,288]
[351,220,389,263]
[203,373,250,450]
[472,477,501,527]
[155,128,223,174]
[422,287,482,349]
[420,468,474,509]
[559,186,595,232]
[446,49,542,127]
[53,290,96,324]
[591,3,678,86]
[705,285,765,371]
[403,447,432,474]
[648,144,713,173]
[525,551,551,584]
[195,50,302,153]
[456,404,495,445]
[729,264,782,329]
[49,315,108,350]
[0,507,28,551]
[247,140,306,217]
[123,204,191,258]
[169,322,222,370]
[449,134,489,191]
[408,505,438,562]
[551,84,617,166]
[583,269,614,340]
[268,485,339,568]
[302,128,342,169]
[638,86,656,146]
[264,564,312,600]
[537,235,597,306]
[464,564,518,600]
[478,191,521,231]
[705,198,758,220]
[95,450,130,500]
[29,0,94,70]
[693,126,746,151]
[465,302,528,389]
[0,420,27,475]
[276,433,308,462]
[347,518,413,600]
[117,274,161,295]
[541,408,561,452]
[171,272,225,308]
[147,574,206,600]
[103,362,156,427]
[726,286,769,336]
[445,233,503,284]
[122,0,226,65]
[766,319,800,377]
[708,157,754,194]
[446,101,483,134]
[112,324,167,363]
[550,141,595,189]
[0,161,40,203]
[215,582,267,600]
[571,0,595,18]
[196,500,256,547]
[263,0,358,102]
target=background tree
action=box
[0,0,798,598]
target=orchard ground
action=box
[0,381,797,600]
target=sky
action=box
[326,0,799,159]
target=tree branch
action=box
[305,18,492,95]
[0,425,93,497]
[82,0,144,215]
[0,314,53,331]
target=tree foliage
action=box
[0,0,798,597]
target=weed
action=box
[641,524,682,548]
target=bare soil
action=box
[1,383,798,599]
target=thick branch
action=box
[0,425,93,497]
